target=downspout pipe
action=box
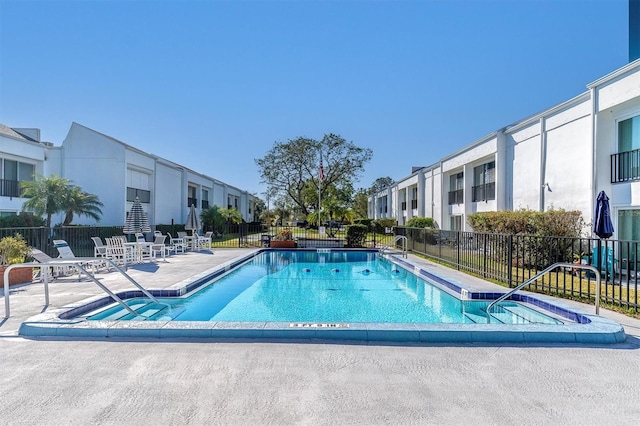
[539,117,547,212]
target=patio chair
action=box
[197,231,213,251]
[105,237,136,267]
[590,245,619,279]
[91,237,108,258]
[150,234,170,261]
[167,232,187,254]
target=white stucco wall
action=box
[505,123,541,211]
[155,162,184,225]
[441,137,497,172]
[62,123,127,225]
[543,114,592,220]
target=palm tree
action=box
[219,207,243,225]
[20,175,71,227]
[62,186,104,225]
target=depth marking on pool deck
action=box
[290,323,350,328]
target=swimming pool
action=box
[86,250,563,325]
[19,250,626,343]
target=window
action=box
[1,159,34,198]
[450,215,462,231]
[618,209,640,263]
[187,186,197,207]
[201,189,209,209]
[472,161,495,202]
[126,187,151,203]
[613,115,640,182]
[411,187,418,209]
[448,172,464,205]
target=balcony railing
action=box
[448,189,464,205]
[0,179,21,198]
[472,182,496,202]
[611,149,640,183]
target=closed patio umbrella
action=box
[594,191,614,239]
[123,197,151,236]
[185,204,201,236]
[593,190,615,280]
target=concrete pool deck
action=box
[1,248,640,424]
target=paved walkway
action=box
[1,249,640,425]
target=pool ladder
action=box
[379,235,408,258]
[486,262,602,323]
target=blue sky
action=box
[0,0,630,198]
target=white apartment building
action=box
[370,58,640,241]
[0,122,256,227]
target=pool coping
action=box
[18,249,626,344]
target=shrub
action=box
[467,209,587,269]
[353,218,373,228]
[406,217,435,228]
[275,229,292,241]
[346,224,368,247]
[0,234,31,265]
[373,218,396,234]
[467,209,585,237]
[0,213,46,228]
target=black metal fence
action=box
[396,227,640,314]
[0,223,392,258]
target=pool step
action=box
[122,302,170,320]
[501,304,563,325]
[464,312,493,324]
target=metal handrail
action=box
[380,235,408,258]
[486,262,601,323]
[3,257,166,319]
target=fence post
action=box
[456,231,460,270]
[483,234,487,278]
[507,234,513,288]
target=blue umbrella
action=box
[593,190,614,239]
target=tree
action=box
[21,175,72,227]
[219,208,243,225]
[369,176,395,195]
[352,188,370,220]
[255,133,372,216]
[62,186,104,226]
[201,206,226,232]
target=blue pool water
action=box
[87,250,562,325]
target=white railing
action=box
[486,262,602,322]
[379,235,408,258]
[3,257,165,319]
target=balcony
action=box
[0,179,21,198]
[448,189,464,205]
[472,182,496,202]
[611,149,640,183]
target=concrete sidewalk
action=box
[1,250,640,425]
